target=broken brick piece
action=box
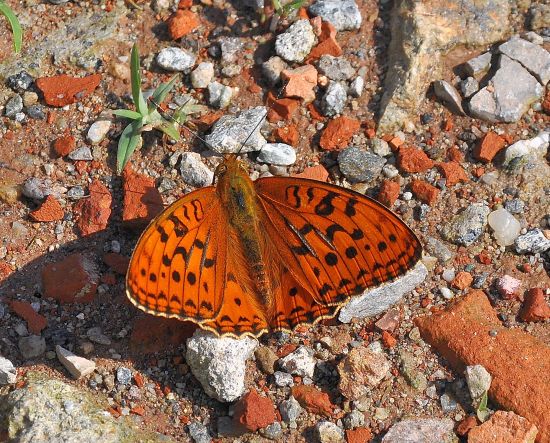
[29,195,64,222]
[473,132,506,163]
[410,179,440,205]
[319,116,361,151]
[36,74,101,107]
[396,147,434,173]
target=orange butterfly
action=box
[126,153,422,338]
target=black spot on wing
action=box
[315,191,337,216]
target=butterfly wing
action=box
[126,187,228,323]
[255,177,422,325]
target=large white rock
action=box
[186,330,258,402]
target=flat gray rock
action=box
[186,330,258,402]
[156,47,196,73]
[463,51,492,76]
[339,261,428,323]
[440,203,490,246]
[205,107,267,153]
[337,147,386,183]
[207,81,233,109]
[317,55,356,81]
[468,55,543,123]
[309,0,362,31]
[179,152,214,188]
[498,37,550,85]
[321,81,347,116]
[433,80,465,115]
[275,20,316,63]
[257,143,296,166]
[381,418,457,443]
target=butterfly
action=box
[126,152,422,338]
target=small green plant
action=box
[0,0,23,53]
[262,0,306,27]
[476,390,490,422]
[113,43,203,174]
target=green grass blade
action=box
[117,119,142,173]
[113,109,142,119]
[0,1,23,53]
[130,43,147,116]
[148,75,178,111]
[158,121,180,141]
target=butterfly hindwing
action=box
[255,177,422,308]
[126,187,227,323]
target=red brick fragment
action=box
[282,65,318,103]
[0,262,13,283]
[10,300,48,334]
[167,10,200,40]
[122,169,163,229]
[319,116,360,151]
[345,427,372,443]
[396,147,434,173]
[410,179,440,205]
[451,271,473,290]
[130,316,196,354]
[519,288,550,322]
[377,180,400,207]
[29,195,64,222]
[272,125,299,146]
[292,385,333,417]
[41,253,98,304]
[468,410,538,443]
[233,389,276,432]
[266,94,301,121]
[456,415,478,436]
[293,165,329,182]
[53,134,76,157]
[437,161,469,186]
[130,406,145,416]
[36,74,101,107]
[415,290,550,442]
[382,330,397,348]
[447,146,464,162]
[74,180,112,236]
[307,36,342,60]
[473,132,506,163]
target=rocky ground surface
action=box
[0,0,549,442]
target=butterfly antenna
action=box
[148,96,217,152]
[235,81,289,156]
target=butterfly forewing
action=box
[126,187,227,322]
[255,177,422,308]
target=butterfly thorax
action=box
[215,157,275,318]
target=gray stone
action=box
[219,37,243,64]
[343,410,365,429]
[309,0,362,31]
[0,373,161,442]
[275,19,317,63]
[370,137,391,157]
[349,76,364,98]
[377,0,510,134]
[498,37,550,85]
[279,396,303,423]
[116,367,132,385]
[273,371,294,387]
[22,178,53,200]
[0,356,17,385]
[315,420,345,443]
[188,422,212,443]
[191,62,214,89]
[439,392,458,412]
[468,55,543,123]
[18,335,46,359]
[68,146,93,161]
[433,80,465,115]
[317,55,356,81]
[6,71,34,91]
[221,64,242,78]
[381,418,457,443]
[260,422,283,440]
[262,56,288,86]
[179,152,214,188]
[463,52,492,76]
[529,4,550,32]
[460,77,479,98]
[522,31,544,45]
[216,416,245,437]
[504,198,524,214]
[399,350,428,392]
[156,47,196,73]
[338,147,386,183]
[440,203,490,246]
[425,236,454,263]
[56,345,96,379]
[207,81,233,109]
[5,94,23,118]
[514,228,550,254]
[465,364,492,403]
[278,345,316,378]
[86,327,112,346]
[87,119,112,144]
[67,186,85,199]
[257,143,296,165]
[26,105,46,120]
[205,106,267,153]
[339,261,427,323]
[186,330,258,402]
[321,81,347,116]
[158,177,176,193]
